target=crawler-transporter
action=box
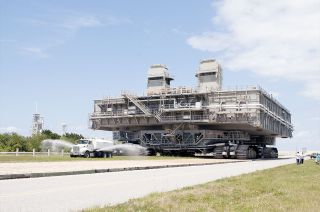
[90,59,293,159]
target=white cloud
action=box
[171,27,191,36]
[14,14,131,59]
[20,47,49,58]
[300,83,320,100]
[104,16,132,25]
[60,15,131,31]
[0,126,19,133]
[188,0,320,100]
[61,16,103,30]
[20,18,48,27]
[15,15,104,59]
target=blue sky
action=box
[0,0,319,151]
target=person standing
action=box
[316,154,320,165]
[296,152,300,165]
[300,152,304,164]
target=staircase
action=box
[122,92,162,121]
[154,110,163,121]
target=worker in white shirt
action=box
[300,152,304,164]
[296,152,300,165]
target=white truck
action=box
[70,139,114,158]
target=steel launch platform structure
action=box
[90,59,293,159]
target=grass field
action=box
[0,155,193,163]
[87,160,320,212]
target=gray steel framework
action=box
[90,59,293,159]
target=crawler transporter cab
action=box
[90,59,293,159]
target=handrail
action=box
[122,92,152,116]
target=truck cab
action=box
[70,139,113,158]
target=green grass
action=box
[0,155,194,163]
[87,160,320,212]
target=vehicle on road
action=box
[70,139,113,158]
[310,152,319,159]
[316,154,320,165]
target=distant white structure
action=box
[32,113,44,135]
[62,123,67,135]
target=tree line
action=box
[0,130,84,152]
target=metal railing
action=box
[122,91,153,116]
[161,115,209,122]
[162,103,198,109]
[0,149,68,157]
[147,86,196,96]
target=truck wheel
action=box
[247,147,257,159]
[147,148,156,156]
[84,151,90,158]
[270,148,278,158]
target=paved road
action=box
[0,158,295,212]
[0,158,239,175]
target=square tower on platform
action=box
[196,59,222,93]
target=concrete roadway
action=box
[0,158,295,212]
